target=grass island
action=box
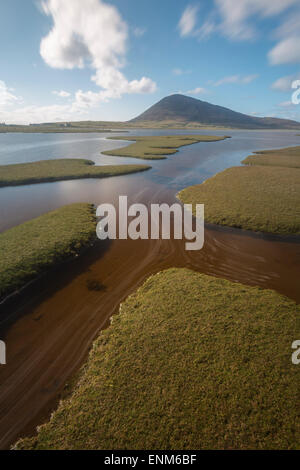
[102,135,230,160]
[0,159,150,188]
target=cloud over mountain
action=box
[40,0,156,102]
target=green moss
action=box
[0,159,150,187]
[102,135,230,160]
[243,146,300,168]
[178,165,300,234]
[0,204,97,300]
[15,268,300,450]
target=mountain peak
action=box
[131,94,300,129]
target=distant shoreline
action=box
[1,125,300,134]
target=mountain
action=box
[130,94,300,129]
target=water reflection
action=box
[1,130,300,232]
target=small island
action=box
[0,159,150,188]
[102,134,230,160]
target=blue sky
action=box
[0,0,300,124]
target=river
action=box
[0,129,299,449]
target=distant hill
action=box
[131,94,300,129]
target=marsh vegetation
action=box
[103,135,229,160]
[0,203,96,301]
[15,268,300,450]
[0,159,150,187]
[178,145,300,234]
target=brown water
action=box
[0,130,299,449]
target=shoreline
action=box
[177,145,300,236]
[1,126,300,134]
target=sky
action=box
[0,0,300,124]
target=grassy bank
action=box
[16,268,300,450]
[102,135,229,160]
[243,146,300,168]
[0,159,150,187]
[178,144,300,234]
[0,204,96,301]
[178,165,300,234]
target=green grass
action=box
[0,204,96,301]
[0,159,150,187]
[15,268,300,450]
[102,135,230,160]
[178,165,300,234]
[178,145,300,234]
[243,146,300,168]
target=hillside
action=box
[131,94,300,129]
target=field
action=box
[243,146,300,168]
[0,159,150,187]
[178,145,300,234]
[0,204,96,301]
[102,135,229,160]
[15,268,300,450]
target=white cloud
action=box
[172,68,191,76]
[214,0,298,40]
[268,9,300,64]
[0,79,157,125]
[271,74,299,92]
[214,74,258,86]
[178,5,199,37]
[178,6,217,41]
[180,0,298,42]
[133,27,146,37]
[269,37,300,65]
[242,74,259,84]
[0,81,20,106]
[40,0,156,101]
[278,100,294,107]
[183,0,300,66]
[195,18,216,40]
[186,87,207,95]
[0,103,86,125]
[53,90,71,98]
